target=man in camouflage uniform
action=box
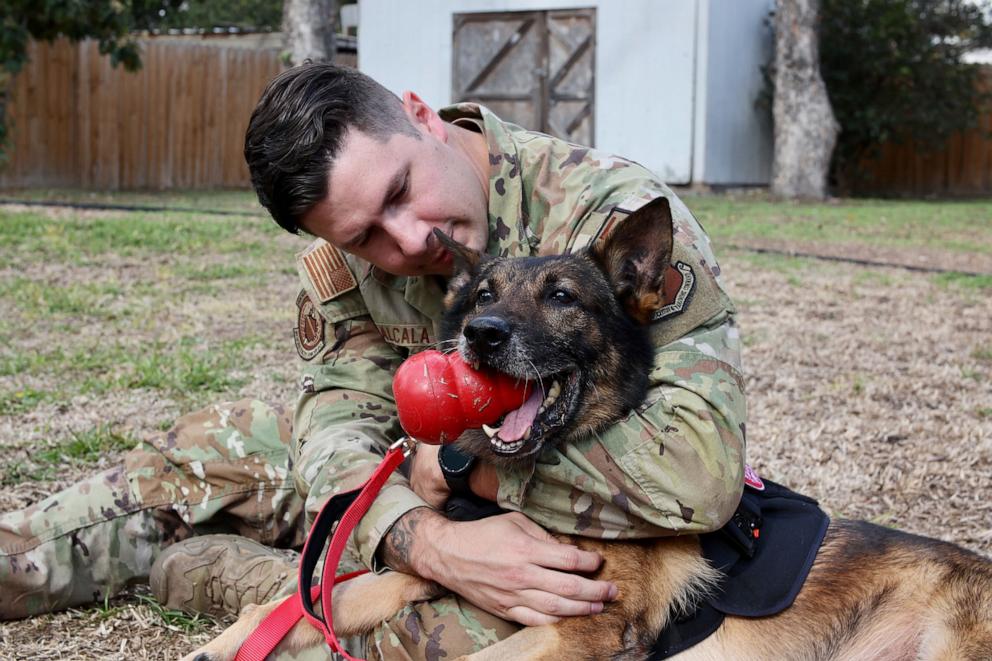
[0,64,745,659]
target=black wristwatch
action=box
[438,444,477,496]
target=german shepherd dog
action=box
[186,198,992,660]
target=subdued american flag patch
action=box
[297,241,358,303]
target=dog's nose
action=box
[464,316,511,355]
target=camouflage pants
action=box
[0,398,518,659]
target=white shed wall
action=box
[358,0,774,185]
[360,0,698,183]
[695,0,774,185]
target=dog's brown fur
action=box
[185,199,992,661]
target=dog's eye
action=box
[476,289,495,305]
[549,289,576,306]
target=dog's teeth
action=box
[490,435,525,454]
[542,380,561,408]
[538,405,546,414]
[482,423,500,439]
[523,426,532,440]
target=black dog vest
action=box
[650,476,829,659]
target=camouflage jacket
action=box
[291,104,746,572]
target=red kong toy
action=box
[393,350,535,444]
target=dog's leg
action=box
[181,599,286,661]
[454,625,561,661]
[183,571,442,661]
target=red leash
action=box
[234,437,416,661]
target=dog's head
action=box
[436,197,674,467]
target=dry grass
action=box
[727,252,992,553]
[1,200,991,658]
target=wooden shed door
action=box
[452,9,595,146]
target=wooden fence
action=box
[853,68,992,196]
[857,115,992,196]
[0,37,287,190]
[3,37,989,195]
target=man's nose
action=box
[384,214,431,257]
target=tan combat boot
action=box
[149,534,298,617]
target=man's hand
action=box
[382,508,618,626]
[408,443,449,509]
[409,443,500,506]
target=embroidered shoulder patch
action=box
[652,261,696,322]
[298,241,357,303]
[744,464,765,491]
[294,291,326,360]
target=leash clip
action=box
[390,435,417,458]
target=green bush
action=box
[820,0,992,191]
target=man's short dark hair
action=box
[244,63,419,235]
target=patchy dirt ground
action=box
[1,205,991,659]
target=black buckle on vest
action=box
[721,494,762,558]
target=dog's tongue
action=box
[498,387,542,442]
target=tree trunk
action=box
[771,0,839,199]
[283,0,337,65]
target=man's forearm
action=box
[380,507,446,577]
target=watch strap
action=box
[438,445,477,496]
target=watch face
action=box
[440,445,475,474]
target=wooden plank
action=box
[103,43,121,188]
[89,41,103,188]
[134,40,149,189]
[221,47,236,186]
[188,43,200,187]
[196,42,208,187]
[204,44,222,187]
[960,118,983,193]
[175,41,188,188]
[60,38,75,185]
[985,102,992,192]
[118,46,135,188]
[149,39,165,189]
[163,42,178,188]
[64,38,79,186]
[30,40,45,182]
[46,40,60,183]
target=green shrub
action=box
[819,0,992,190]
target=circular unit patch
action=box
[294,291,326,360]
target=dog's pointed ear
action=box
[589,197,675,325]
[435,228,488,311]
[434,227,484,277]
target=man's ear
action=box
[402,91,448,141]
[589,197,675,325]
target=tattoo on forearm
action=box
[382,508,428,572]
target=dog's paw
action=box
[180,651,222,661]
